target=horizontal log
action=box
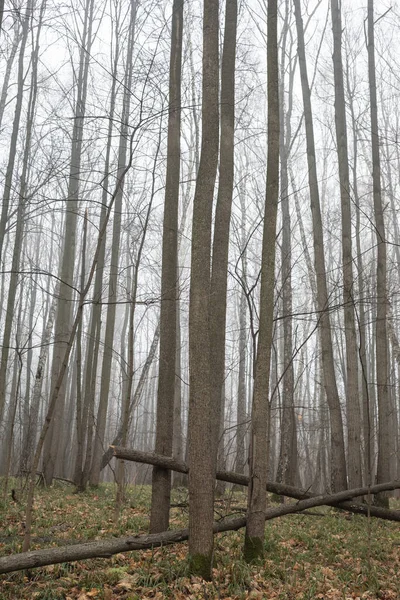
[1,479,400,574]
[112,446,400,522]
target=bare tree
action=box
[90,0,138,487]
[42,0,96,485]
[150,0,184,534]
[0,0,34,423]
[188,0,219,580]
[331,0,362,489]
[367,0,390,506]
[276,0,298,489]
[293,0,347,492]
[244,0,279,562]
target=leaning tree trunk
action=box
[188,0,219,580]
[244,0,279,563]
[150,0,183,533]
[293,0,347,492]
[367,0,391,507]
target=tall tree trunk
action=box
[293,0,347,492]
[367,0,390,506]
[115,134,157,516]
[150,0,183,533]
[73,212,88,491]
[75,3,122,491]
[236,178,248,476]
[90,0,137,486]
[188,0,219,580]
[0,0,33,423]
[331,0,362,489]
[276,0,297,489]
[209,0,237,484]
[345,62,372,486]
[42,0,95,485]
[244,0,279,562]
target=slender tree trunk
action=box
[367,0,390,506]
[0,20,20,131]
[293,0,347,492]
[115,135,157,517]
[43,0,95,485]
[276,0,297,489]
[73,212,88,489]
[76,7,122,492]
[99,324,160,472]
[90,0,138,487]
[244,0,279,562]
[209,0,237,482]
[345,63,372,486]
[0,0,33,423]
[188,0,219,580]
[236,188,247,476]
[150,0,183,533]
[331,0,362,489]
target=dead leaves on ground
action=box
[0,484,399,599]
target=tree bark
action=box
[244,0,279,563]
[367,0,391,507]
[293,0,347,492]
[74,2,122,492]
[0,0,33,424]
[150,0,183,533]
[331,0,362,490]
[187,0,219,580]
[90,0,137,487]
[209,0,237,479]
[42,0,95,485]
[276,0,298,489]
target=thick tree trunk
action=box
[188,0,219,579]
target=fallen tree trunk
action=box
[112,446,400,522]
[1,480,399,574]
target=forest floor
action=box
[0,480,399,600]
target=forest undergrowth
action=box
[0,480,399,600]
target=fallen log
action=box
[112,446,400,522]
[0,480,399,575]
